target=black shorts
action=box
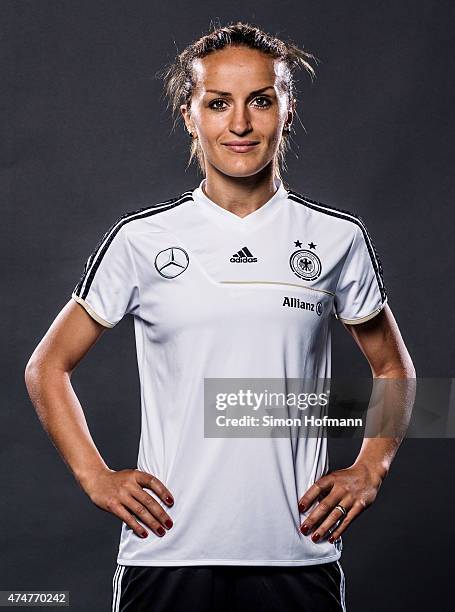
[111,561,346,612]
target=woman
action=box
[25,21,415,612]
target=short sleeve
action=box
[71,220,140,328]
[334,221,388,325]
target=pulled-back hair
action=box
[158,20,318,182]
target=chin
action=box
[213,159,269,179]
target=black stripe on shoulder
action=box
[288,190,364,222]
[116,190,194,221]
[288,190,387,303]
[73,190,194,300]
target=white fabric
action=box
[71,177,387,566]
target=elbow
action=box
[405,360,416,379]
[24,353,40,393]
[25,347,71,394]
[400,349,416,378]
[24,347,48,392]
[373,358,416,379]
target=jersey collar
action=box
[192,177,289,232]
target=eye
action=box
[208,96,272,111]
[252,96,272,108]
[208,99,228,111]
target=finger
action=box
[135,470,174,506]
[131,487,174,530]
[298,475,334,512]
[310,500,352,542]
[109,502,150,539]
[123,495,168,537]
[327,502,364,543]
[300,494,344,537]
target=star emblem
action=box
[294,240,302,247]
[308,242,317,249]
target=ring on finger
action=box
[334,504,347,518]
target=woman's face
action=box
[181,46,294,178]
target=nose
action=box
[229,104,253,136]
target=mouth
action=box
[222,142,259,153]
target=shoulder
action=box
[103,189,194,240]
[286,188,370,237]
[119,189,194,227]
[286,189,385,270]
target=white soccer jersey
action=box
[72,177,387,566]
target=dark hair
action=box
[158,20,318,182]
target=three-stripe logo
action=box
[230,246,258,263]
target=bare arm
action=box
[25,299,109,486]
[298,304,416,543]
[345,303,416,481]
[24,300,175,539]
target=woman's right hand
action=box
[82,467,175,539]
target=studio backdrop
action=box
[2,1,454,611]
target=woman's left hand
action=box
[298,462,384,543]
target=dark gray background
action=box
[3,1,454,610]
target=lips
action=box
[222,143,259,153]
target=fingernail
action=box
[312,532,320,542]
[328,535,335,543]
[301,524,310,535]
[157,527,165,536]
[299,503,306,511]
[165,519,173,529]
[141,531,148,538]
[165,496,174,505]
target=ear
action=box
[180,103,194,134]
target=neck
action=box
[202,166,279,218]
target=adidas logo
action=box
[230,246,258,263]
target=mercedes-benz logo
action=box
[155,247,189,278]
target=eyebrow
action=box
[205,86,275,96]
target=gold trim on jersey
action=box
[335,298,388,325]
[219,280,335,296]
[71,293,115,328]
